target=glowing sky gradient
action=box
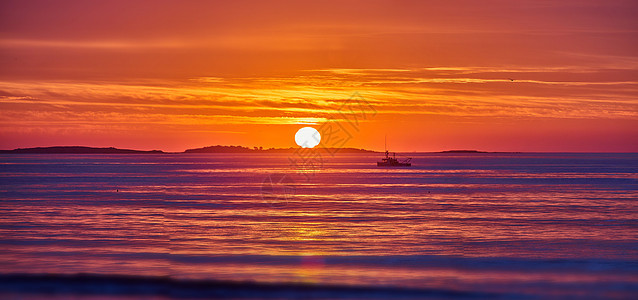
[1,0,637,152]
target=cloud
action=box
[1,63,636,128]
[0,38,185,50]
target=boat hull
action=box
[377,162,411,167]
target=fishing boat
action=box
[377,136,411,167]
[377,150,411,167]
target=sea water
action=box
[1,153,637,299]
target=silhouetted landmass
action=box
[434,150,522,154]
[184,145,376,154]
[0,145,513,154]
[184,145,256,153]
[438,150,488,153]
[0,146,164,154]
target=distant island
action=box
[0,146,164,154]
[0,146,505,154]
[184,145,376,154]
[0,145,376,154]
[438,150,488,153]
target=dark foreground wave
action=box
[0,273,518,300]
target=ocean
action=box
[1,153,637,299]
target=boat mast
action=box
[384,134,389,158]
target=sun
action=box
[295,127,321,148]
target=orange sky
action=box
[1,0,637,152]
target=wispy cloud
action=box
[1,64,636,131]
[0,38,185,49]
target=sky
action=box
[1,0,637,152]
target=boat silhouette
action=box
[377,136,411,167]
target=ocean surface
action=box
[1,152,637,299]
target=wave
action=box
[0,273,508,299]
[164,254,638,274]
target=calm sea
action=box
[1,153,637,299]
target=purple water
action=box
[1,153,637,299]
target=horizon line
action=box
[1,145,637,154]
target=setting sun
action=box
[295,127,321,148]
